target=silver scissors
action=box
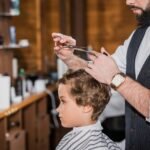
[61,45,98,57]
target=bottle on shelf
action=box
[0,74,11,110]
[15,68,26,99]
[9,26,16,46]
[10,0,20,15]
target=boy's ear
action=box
[83,105,93,113]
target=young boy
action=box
[56,69,121,150]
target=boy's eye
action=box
[59,99,66,104]
[61,100,66,103]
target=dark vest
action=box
[126,26,150,150]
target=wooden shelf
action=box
[0,12,19,17]
[0,84,56,119]
[0,44,29,49]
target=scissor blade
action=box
[62,45,97,56]
[73,48,96,56]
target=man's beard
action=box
[128,5,150,27]
[137,9,150,27]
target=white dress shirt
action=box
[112,27,150,122]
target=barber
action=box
[52,0,150,149]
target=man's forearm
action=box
[117,76,150,117]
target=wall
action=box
[12,0,60,73]
[86,0,136,53]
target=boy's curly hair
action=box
[58,69,111,121]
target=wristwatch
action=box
[110,72,126,90]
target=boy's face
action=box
[56,83,92,128]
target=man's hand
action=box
[85,47,120,85]
[52,32,88,70]
[52,32,76,61]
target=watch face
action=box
[111,73,126,89]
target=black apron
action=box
[126,26,150,150]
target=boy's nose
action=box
[56,107,59,112]
[56,105,60,113]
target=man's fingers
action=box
[101,47,110,56]
[84,67,92,75]
[54,46,61,51]
[88,54,97,61]
[52,33,65,44]
[90,50,100,57]
[52,32,63,38]
[87,50,100,61]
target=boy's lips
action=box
[59,115,62,119]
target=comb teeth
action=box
[62,45,88,50]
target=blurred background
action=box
[9,0,136,74]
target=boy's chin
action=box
[61,122,73,128]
